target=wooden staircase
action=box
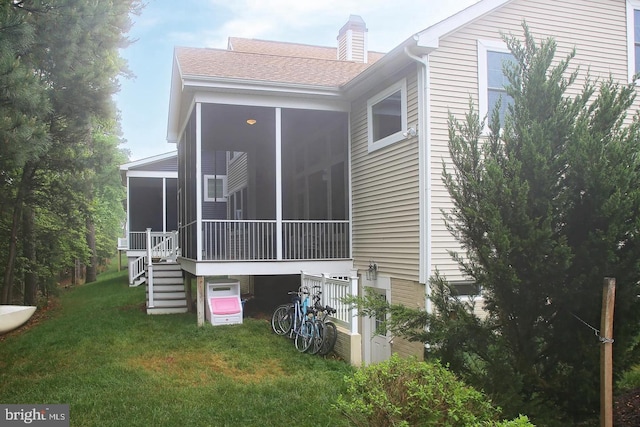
[146,262,188,315]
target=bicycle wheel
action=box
[318,321,337,356]
[294,318,314,352]
[271,304,292,335]
[308,320,324,355]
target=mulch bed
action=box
[614,387,640,427]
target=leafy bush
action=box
[492,415,534,427]
[618,364,640,392]
[335,354,532,427]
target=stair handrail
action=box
[147,230,180,308]
[129,255,147,286]
[147,229,154,308]
[150,230,178,261]
[128,231,179,286]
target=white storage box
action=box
[205,281,243,325]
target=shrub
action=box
[492,415,534,427]
[335,354,518,426]
[617,364,640,392]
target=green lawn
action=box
[0,266,354,426]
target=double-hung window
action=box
[627,0,640,82]
[203,175,227,202]
[367,79,407,152]
[478,40,515,130]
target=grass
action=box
[0,264,354,426]
[618,364,640,392]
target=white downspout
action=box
[404,46,432,317]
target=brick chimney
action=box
[337,15,368,63]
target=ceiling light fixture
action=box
[246,119,257,125]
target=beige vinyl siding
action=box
[427,0,632,282]
[390,278,425,359]
[351,66,421,282]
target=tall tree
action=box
[0,1,50,303]
[1,0,140,301]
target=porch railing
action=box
[199,220,350,261]
[283,220,349,260]
[128,230,179,287]
[117,237,128,250]
[128,231,175,251]
[202,220,277,260]
[301,271,358,333]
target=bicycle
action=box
[270,285,336,355]
[314,304,338,356]
[270,286,316,352]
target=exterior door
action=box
[369,290,391,363]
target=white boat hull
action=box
[0,305,37,334]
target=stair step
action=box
[149,299,188,308]
[147,291,186,300]
[130,277,146,287]
[148,284,184,292]
[153,270,182,278]
[147,306,189,315]
[152,262,181,270]
[151,277,183,285]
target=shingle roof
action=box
[175,38,385,88]
[228,37,338,60]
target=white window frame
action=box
[367,79,407,153]
[448,281,482,302]
[627,0,640,82]
[203,175,227,202]
[478,39,513,133]
[227,151,243,165]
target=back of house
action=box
[120,0,637,365]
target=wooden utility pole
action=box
[600,277,616,427]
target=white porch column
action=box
[146,228,154,308]
[350,272,359,335]
[162,177,167,233]
[275,107,283,260]
[349,270,362,366]
[126,175,131,249]
[196,103,203,261]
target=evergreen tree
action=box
[1,0,140,301]
[353,24,640,425]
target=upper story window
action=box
[478,40,515,130]
[204,175,227,202]
[627,0,640,82]
[367,79,407,152]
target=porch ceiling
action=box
[201,104,274,151]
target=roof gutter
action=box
[181,75,345,98]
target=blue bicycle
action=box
[272,286,324,352]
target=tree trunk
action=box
[23,203,37,305]
[2,163,34,304]
[85,216,97,283]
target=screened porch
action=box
[177,104,351,263]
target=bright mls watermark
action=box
[1,405,69,426]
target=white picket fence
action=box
[301,271,358,334]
